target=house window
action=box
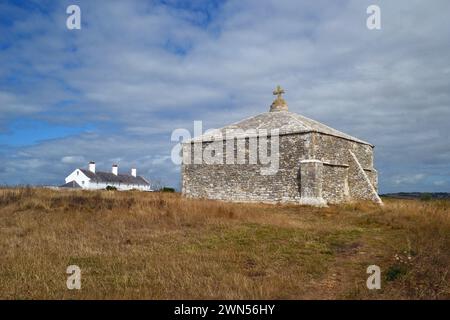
[77,171,79,176]
[82,181,85,185]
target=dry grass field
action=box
[0,187,448,299]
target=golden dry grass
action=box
[0,187,448,299]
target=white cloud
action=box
[61,155,85,164]
[393,174,426,185]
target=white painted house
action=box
[61,162,152,191]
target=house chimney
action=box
[131,168,137,177]
[88,161,96,173]
[112,164,118,175]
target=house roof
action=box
[79,169,150,186]
[60,181,82,188]
[187,111,372,146]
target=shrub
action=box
[160,187,175,193]
[385,265,408,281]
[106,185,117,191]
[420,193,432,201]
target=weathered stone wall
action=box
[322,164,349,204]
[310,132,378,200]
[365,169,378,192]
[181,131,379,205]
[348,151,382,204]
[182,134,310,203]
[299,160,326,206]
[311,133,374,169]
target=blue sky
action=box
[0,0,449,192]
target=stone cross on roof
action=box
[270,85,288,112]
[273,85,285,99]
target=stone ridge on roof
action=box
[186,111,372,146]
[80,169,150,185]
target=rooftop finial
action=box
[273,85,285,99]
[270,85,288,112]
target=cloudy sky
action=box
[0,0,449,193]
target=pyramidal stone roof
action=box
[188,86,372,146]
